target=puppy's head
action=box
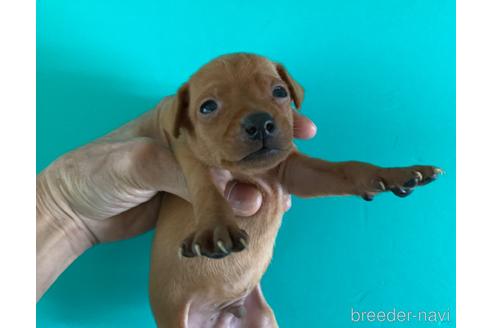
[171,53,304,172]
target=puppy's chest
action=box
[210,172,285,298]
[230,171,286,263]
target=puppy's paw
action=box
[360,165,442,201]
[181,223,249,259]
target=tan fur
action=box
[149,53,440,327]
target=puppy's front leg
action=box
[280,152,442,200]
[176,146,248,259]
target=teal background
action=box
[37,0,455,327]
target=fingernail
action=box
[294,115,317,139]
[284,194,292,212]
[306,122,317,138]
[227,184,262,217]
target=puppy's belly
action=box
[149,183,284,325]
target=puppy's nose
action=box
[242,112,276,140]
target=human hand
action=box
[36,106,315,299]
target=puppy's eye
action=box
[272,85,288,98]
[199,100,218,114]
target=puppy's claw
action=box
[193,244,202,257]
[362,193,374,201]
[413,171,424,182]
[377,180,386,191]
[239,238,247,250]
[434,167,445,175]
[181,245,192,258]
[217,240,228,254]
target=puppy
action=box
[149,53,441,327]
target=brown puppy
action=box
[149,53,441,327]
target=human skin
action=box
[36,106,316,301]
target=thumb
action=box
[117,138,191,201]
[292,110,317,139]
[224,182,262,217]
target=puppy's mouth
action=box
[241,146,281,162]
[239,141,292,164]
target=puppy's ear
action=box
[171,83,190,138]
[276,64,304,109]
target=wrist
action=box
[36,173,94,301]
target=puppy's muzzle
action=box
[241,112,277,141]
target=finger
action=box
[283,194,292,212]
[225,182,262,217]
[83,193,163,243]
[119,138,191,201]
[293,111,317,139]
